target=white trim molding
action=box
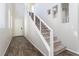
[66,48,79,55]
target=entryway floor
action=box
[5,36,43,56]
[55,50,79,56]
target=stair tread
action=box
[54,45,64,52]
[41,24,48,29]
[42,28,49,30]
[54,41,61,47]
[41,27,48,29]
[42,34,50,37]
[53,36,58,40]
[42,32,50,34]
[54,47,65,55]
[54,39,60,43]
[44,36,50,40]
[41,28,50,32]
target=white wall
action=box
[34,3,79,54]
[34,3,56,21]
[0,4,6,28]
[14,3,25,19]
[0,3,12,55]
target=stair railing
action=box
[29,11,54,56]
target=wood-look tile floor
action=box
[55,50,79,56]
[5,36,43,56]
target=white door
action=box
[14,18,24,36]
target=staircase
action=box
[41,22,50,46]
[35,15,51,46]
[28,11,65,56]
[53,33,65,55]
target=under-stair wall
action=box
[24,11,50,56]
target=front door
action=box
[14,18,24,36]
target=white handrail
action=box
[34,13,53,32]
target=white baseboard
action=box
[66,48,79,55]
[3,37,12,56]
